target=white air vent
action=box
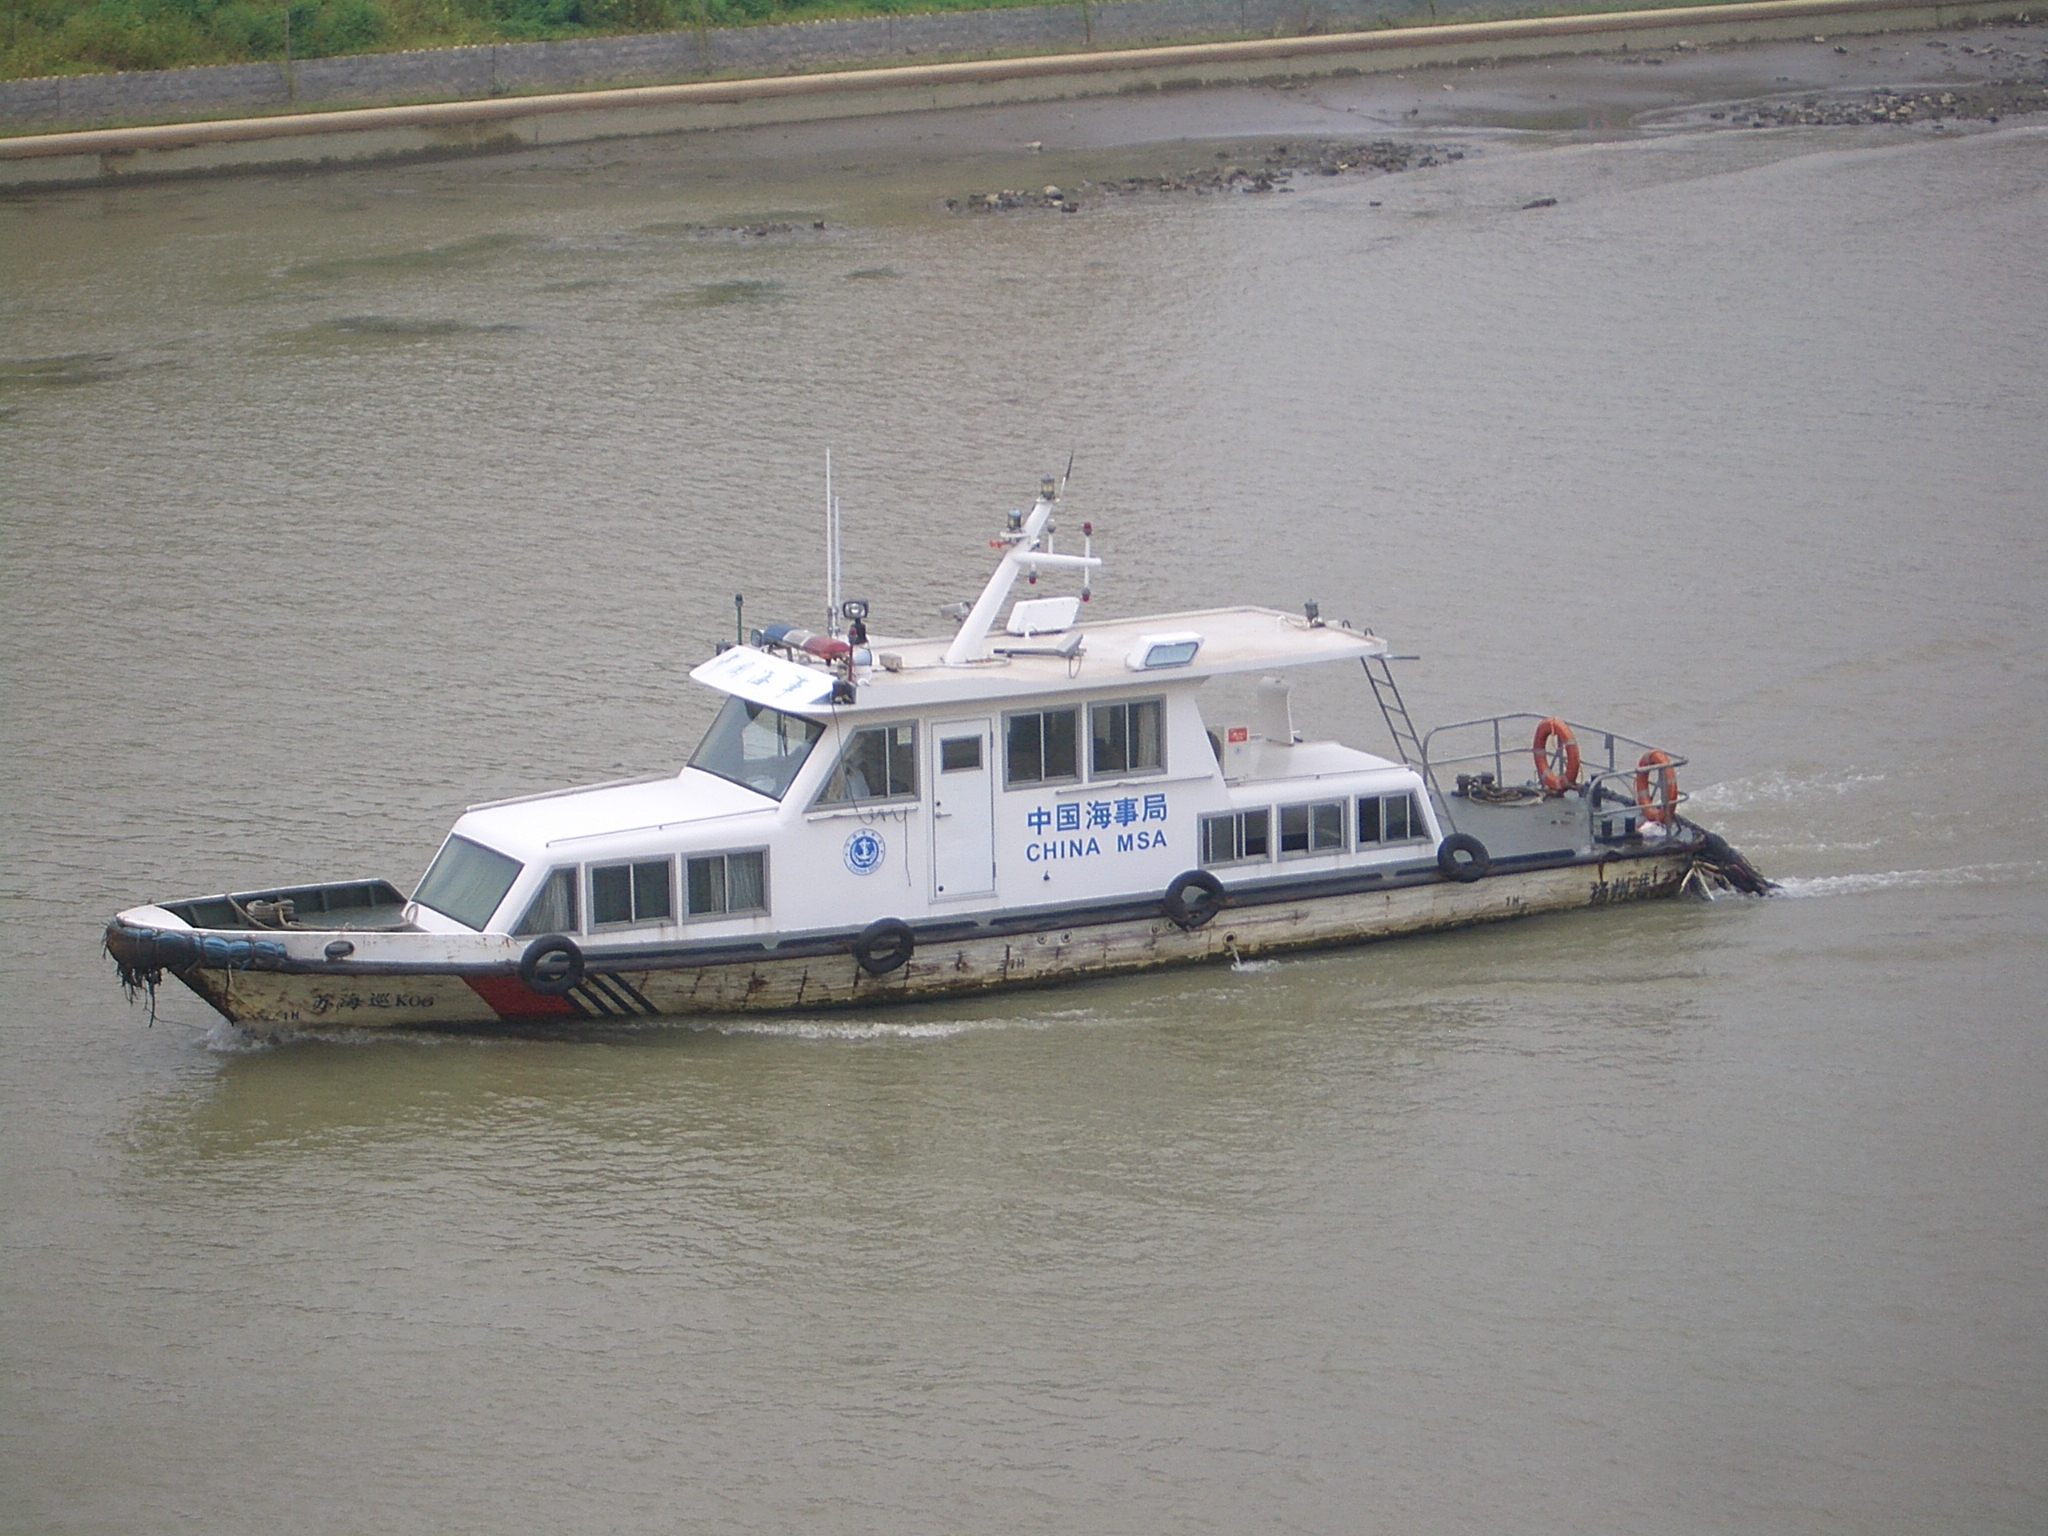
[1007,595,1082,636]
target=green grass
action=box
[0,0,1065,79]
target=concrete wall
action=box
[0,0,1524,131]
[7,0,2019,186]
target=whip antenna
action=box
[825,449,844,636]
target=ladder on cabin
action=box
[1362,655,1425,769]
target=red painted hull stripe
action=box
[463,973,579,1019]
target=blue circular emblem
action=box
[843,828,886,876]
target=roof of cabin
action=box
[458,768,772,856]
[696,605,1387,716]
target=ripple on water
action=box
[1688,768,1888,813]
[649,280,786,310]
[0,352,121,389]
[271,316,524,349]
[282,232,532,281]
[1773,860,2045,899]
[638,218,831,243]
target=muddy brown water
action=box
[2,33,2045,1533]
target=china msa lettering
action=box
[1024,793,1169,862]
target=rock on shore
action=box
[947,139,1462,213]
[1729,79,2048,126]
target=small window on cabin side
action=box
[1006,708,1079,787]
[686,850,768,918]
[1090,699,1164,778]
[817,724,918,805]
[1200,808,1271,866]
[940,736,982,773]
[591,858,673,928]
[1357,792,1421,846]
[1385,792,1416,842]
[1281,801,1345,856]
[512,867,580,936]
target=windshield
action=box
[414,834,523,931]
[689,695,825,801]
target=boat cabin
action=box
[407,489,1440,948]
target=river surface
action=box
[2,58,2045,1533]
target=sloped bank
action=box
[0,0,2033,188]
[2,0,1536,133]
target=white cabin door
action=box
[930,719,996,898]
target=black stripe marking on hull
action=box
[573,973,659,1018]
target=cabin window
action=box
[591,858,673,928]
[414,835,523,932]
[686,850,768,918]
[1200,808,1271,865]
[817,724,918,805]
[1357,792,1422,845]
[1280,801,1346,856]
[512,867,580,936]
[1090,699,1164,778]
[689,695,825,801]
[1006,708,1079,787]
[941,736,982,773]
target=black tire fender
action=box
[1162,869,1227,930]
[852,917,916,976]
[519,934,585,996]
[1437,833,1491,883]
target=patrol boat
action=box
[105,475,1768,1032]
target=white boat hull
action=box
[120,851,1695,1034]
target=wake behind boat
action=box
[105,473,1769,1033]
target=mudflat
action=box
[324,21,2048,210]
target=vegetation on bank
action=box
[0,0,1746,81]
[0,0,1054,79]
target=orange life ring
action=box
[1532,717,1580,793]
[1636,750,1679,824]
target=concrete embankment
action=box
[0,0,2031,188]
[0,0,1554,131]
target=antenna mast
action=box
[825,450,844,636]
[942,474,1102,667]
